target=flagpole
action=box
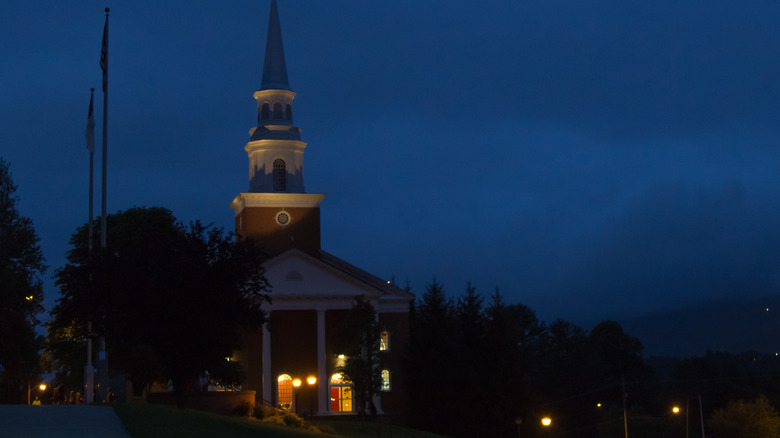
[100,7,109,250]
[85,88,96,404]
[87,88,95,252]
[98,7,110,404]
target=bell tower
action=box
[230,0,325,257]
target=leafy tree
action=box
[0,159,46,403]
[709,395,780,438]
[48,207,270,402]
[333,295,383,416]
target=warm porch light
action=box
[293,379,301,387]
[307,376,317,385]
[541,417,552,426]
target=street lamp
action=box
[672,400,689,438]
[307,376,317,420]
[292,379,301,414]
[541,417,552,427]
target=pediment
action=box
[263,249,384,309]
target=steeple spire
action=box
[260,0,290,91]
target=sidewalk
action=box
[0,405,132,438]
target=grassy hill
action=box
[114,403,449,438]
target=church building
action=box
[229,0,413,417]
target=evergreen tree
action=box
[0,159,46,403]
[333,294,383,417]
[407,279,458,434]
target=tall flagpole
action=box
[97,7,110,403]
[85,88,96,404]
[100,8,109,250]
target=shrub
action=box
[282,412,304,427]
[262,415,287,427]
[232,401,253,418]
[253,404,276,419]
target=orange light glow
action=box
[541,417,552,426]
[293,379,301,387]
[307,376,317,385]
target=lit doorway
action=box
[330,373,353,412]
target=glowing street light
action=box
[306,376,317,419]
[293,379,301,387]
[541,417,552,427]
[672,401,690,438]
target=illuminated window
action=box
[330,373,353,412]
[273,102,283,119]
[261,103,270,121]
[273,159,286,192]
[285,104,293,121]
[277,374,293,410]
[381,369,391,391]
[380,331,390,351]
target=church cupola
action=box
[231,0,325,257]
[247,0,305,194]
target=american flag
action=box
[100,16,108,92]
[86,91,95,153]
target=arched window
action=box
[277,374,293,410]
[380,331,390,351]
[285,104,293,121]
[381,369,391,391]
[330,373,353,412]
[273,159,286,192]
[261,103,270,121]
[273,102,283,119]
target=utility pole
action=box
[622,375,628,438]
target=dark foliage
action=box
[333,294,383,415]
[0,159,46,403]
[47,207,270,400]
[407,281,655,438]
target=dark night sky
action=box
[3,0,780,327]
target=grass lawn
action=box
[113,404,450,438]
[320,420,450,438]
[113,404,323,438]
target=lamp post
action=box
[672,400,690,438]
[307,376,317,420]
[292,379,301,415]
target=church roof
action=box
[318,250,413,300]
[260,0,291,91]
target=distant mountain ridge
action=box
[620,295,780,358]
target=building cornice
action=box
[254,89,296,101]
[245,138,307,154]
[230,192,326,214]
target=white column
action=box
[317,309,328,415]
[262,317,272,404]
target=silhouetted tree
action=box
[0,159,46,403]
[48,207,270,402]
[333,294,383,417]
[407,279,458,434]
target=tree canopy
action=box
[47,207,270,397]
[333,295,383,416]
[709,395,780,438]
[0,159,46,403]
